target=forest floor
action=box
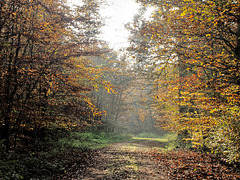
[60,139,240,180]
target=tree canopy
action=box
[0,0,113,149]
[127,0,240,162]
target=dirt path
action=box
[62,140,240,180]
[71,140,168,180]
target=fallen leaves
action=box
[150,149,240,179]
[56,140,240,179]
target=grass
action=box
[134,132,164,138]
[59,131,132,151]
[132,132,180,150]
[133,132,170,142]
[132,137,168,142]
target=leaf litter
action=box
[59,140,240,179]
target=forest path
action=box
[64,139,240,180]
[76,140,169,180]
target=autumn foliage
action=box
[0,0,111,149]
[128,0,240,162]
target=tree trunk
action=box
[2,107,11,151]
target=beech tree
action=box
[129,0,240,162]
[0,0,110,149]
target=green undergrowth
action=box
[133,132,183,150]
[0,131,132,180]
[132,137,168,142]
[133,132,169,142]
[134,132,166,138]
[59,131,133,151]
[132,132,169,149]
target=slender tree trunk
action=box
[236,23,240,60]
[2,106,11,151]
[114,87,123,123]
[235,23,240,85]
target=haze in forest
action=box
[1,0,240,179]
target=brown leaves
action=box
[150,149,240,180]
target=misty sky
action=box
[69,0,140,50]
[99,0,140,50]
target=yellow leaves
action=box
[104,85,117,94]
[105,86,111,93]
[209,108,218,114]
[138,109,148,122]
[134,0,240,161]
[181,9,187,17]
[93,84,99,91]
[180,91,189,95]
[46,89,51,96]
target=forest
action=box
[0,0,240,179]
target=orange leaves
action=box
[128,0,240,163]
[0,0,112,146]
[138,109,148,122]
